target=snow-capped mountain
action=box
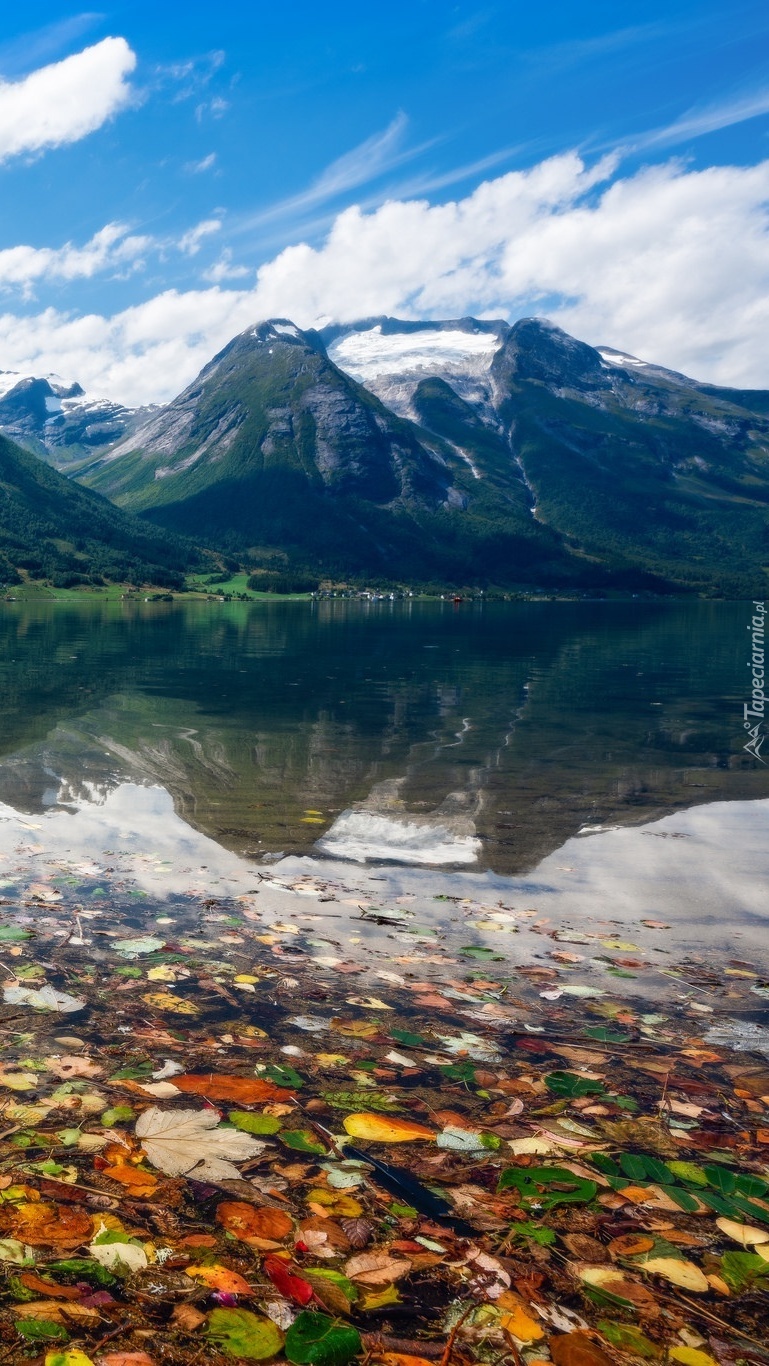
[0,370,154,469]
[321,317,507,420]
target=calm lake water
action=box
[0,597,765,874]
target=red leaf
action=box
[263,1254,314,1305]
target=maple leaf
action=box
[134,1106,266,1177]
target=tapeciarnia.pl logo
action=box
[744,600,767,763]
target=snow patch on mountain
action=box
[327,324,503,418]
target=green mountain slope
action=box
[79,320,599,587]
[0,430,193,587]
[491,320,769,596]
[76,314,769,594]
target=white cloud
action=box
[0,37,136,163]
[2,151,769,403]
[177,218,222,256]
[0,223,151,299]
[238,112,438,232]
[203,250,251,283]
[633,84,769,150]
[186,152,217,174]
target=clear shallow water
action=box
[0,597,764,874]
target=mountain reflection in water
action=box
[0,596,765,875]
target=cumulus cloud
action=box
[0,223,151,299]
[2,151,769,402]
[0,37,136,162]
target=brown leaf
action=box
[17,1271,81,1299]
[345,1251,412,1285]
[608,1233,655,1257]
[340,1216,374,1249]
[550,1332,615,1366]
[171,1302,207,1332]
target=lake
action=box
[0,595,768,1009]
[0,596,764,871]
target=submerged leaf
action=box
[284,1311,361,1366]
[206,1307,284,1359]
[135,1106,265,1176]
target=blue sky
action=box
[0,1,767,401]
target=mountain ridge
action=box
[4,314,768,595]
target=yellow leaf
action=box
[44,1352,96,1366]
[0,1071,37,1091]
[640,1257,709,1293]
[142,993,200,1015]
[146,965,177,981]
[306,1189,363,1217]
[669,1349,719,1366]
[715,1217,769,1248]
[343,1113,436,1144]
[497,1294,545,1343]
[358,1282,401,1310]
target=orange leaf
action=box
[607,1234,655,1256]
[11,1202,93,1248]
[342,1114,437,1144]
[216,1201,293,1241]
[377,1357,437,1366]
[102,1165,158,1196]
[17,1271,81,1299]
[185,1264,253,1295]
[174,1074,294,1103]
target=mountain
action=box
[79,319,581,587]
[0,369,152,470]
[0,429,194,587]
[76,316,769,594]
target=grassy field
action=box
[2,572,315,603]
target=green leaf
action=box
[735,1173,769,1198]
[720,1251,769,1293]
[389,1029,424,1047]
[497,1168,540,1199]
[587,1153,620,1177]
[597,1321,661,1359]
[582,1026,632,1043]
[705,1164,737,1196]
[206,1308,285,1359]
[305,1268,358,1304]
[0,925,31,940]
[459,945,504,960]
[322,1089,400,1113]
[438,1061,477,1083]
[639,1156,674,1184]
[109,1061,153,1079]
[285,1311,362,1366]
[228,1110,281,1135]
[266,1064,305,1089]
[16,1320,69,1342]
[619,1153,648,1182]
[657,1184,701,1213]
[666,1160,708,1187]
[280,1129,327,1155]
[389,1203,418,1218]
[47,1258,116,1286]
[544,1070,605,1098]
[510,1221,556,1246]
[100,1105,135,1127]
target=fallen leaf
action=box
[135,1106,266,1176]
[342,1114,436,1144]
[216,1203,293,1242]
[345,1250,412,1285]
[549,1332,615,1366]
[639,1257,709,1292]
[174,1074,294,1103]
[206,1307,285,1359]
[185,1265,254,1295]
